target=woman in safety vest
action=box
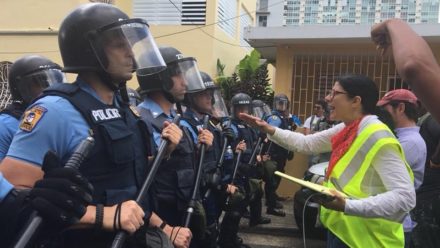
[239,74,415,248]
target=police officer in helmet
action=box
[217,93,270,248]
[0,3,176,247]
[137,46,211,248]
[263,93,296,216]
[0,55,64,160]
[180,71,238,247]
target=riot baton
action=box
[248,137,262,167]
[184,115,209,227]
[203,135,228,200]
[225,150,243,206]
[14,136,95,248]
[265,141,273,155]
[111,115,180,248]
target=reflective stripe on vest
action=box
[320,122,414,248]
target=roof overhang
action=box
[245,23,440,62]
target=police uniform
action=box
[0,102,24,160]
[181,110,227,247]
[230,119,264,219]
[0,174,13,202]
[215,118,266,248]
[0,174,31,246]
[264,111,294,210]
[137,98,197,227]
[7,79,153,247]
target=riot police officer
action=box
[264,93,296,216]
[217,93,270,248]
[137,46,212,248]
[180,71,238,247]
[0,55,64,160]
[0,3,177,247]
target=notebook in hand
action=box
[275,171,349,199]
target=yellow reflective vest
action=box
[320,122,414,248]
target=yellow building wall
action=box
[0,0,88,64]
[0,0,256,87]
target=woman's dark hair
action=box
[376,107,397,136]
[336,74,379,115]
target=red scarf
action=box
[326,117,363,179]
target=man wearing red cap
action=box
[378,89,427,248]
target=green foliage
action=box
[237,50,261,82]
[215,50,274,108]
[216,58,226,77]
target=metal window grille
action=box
[0,61,12,110]
[290,54,404,122]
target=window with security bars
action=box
[181,0,206,25]
[0,61,12,110]
[290,54,403,122]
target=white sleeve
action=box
[267,123,344,154]
[344,144,416,222]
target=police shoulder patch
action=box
[129,105,140,118]
[19,106,47,132]
[272,116,278,120]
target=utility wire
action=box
[157,0,285,49]
[0,0,283,54]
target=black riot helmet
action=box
[58,3,165,78]
[137,46,204,102]
[273,93,289,112]
[8,55,64,105]
[231,93,252,119]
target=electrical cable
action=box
[302,192,321,248]
[158,0,286,39]
[164,0,281,48]
[0,0,285,54]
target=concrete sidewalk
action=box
[237,198,326,248]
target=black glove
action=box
[222,126,236,142]
[29,151,93,227]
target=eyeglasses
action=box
[328,90,348,99]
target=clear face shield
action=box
[18,68,65,104]
[274,99,289,112]
[88,19,166,77]
[167,58,205,93]
[211,88,229,119]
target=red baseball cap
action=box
[377,89,418,107]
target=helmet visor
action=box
[168,58,205,93]
[19,69,65,103]
[274,99,288,111]
[253,106,265,119]
[89,19,166,76]
[211,88,229,118]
